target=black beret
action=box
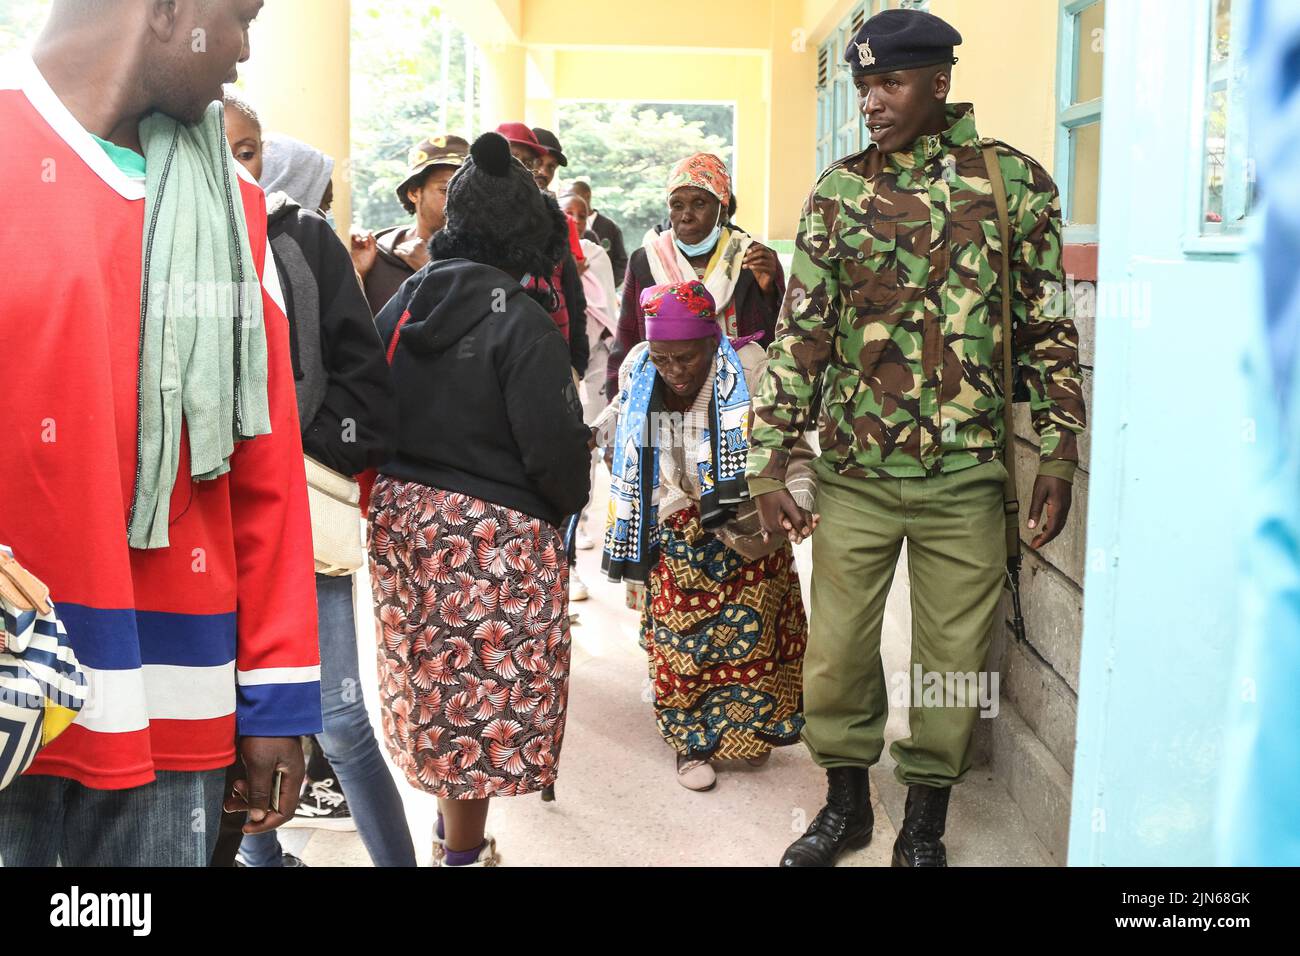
[844,8,962,76]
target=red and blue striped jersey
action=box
[0,56,322,790]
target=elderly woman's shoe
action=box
[676,753,717,791]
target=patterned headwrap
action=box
[665,152,731,209]
[641,281,720,341]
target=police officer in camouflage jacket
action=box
[747,8,1086,867]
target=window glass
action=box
[1073,0,1105,104]
[1068,122,1102,226]
[1200,0,1255,234]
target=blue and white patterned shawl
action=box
[601,337,751,583]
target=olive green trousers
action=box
[803,459,1007,787]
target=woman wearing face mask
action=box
[604,153,784,404]
[595,280,813,791]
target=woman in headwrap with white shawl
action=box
[604,153,784,404]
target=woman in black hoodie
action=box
[370,132,592,868]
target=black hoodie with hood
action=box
[266,192,396,476]
[374,258,591,527]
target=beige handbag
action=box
[304,456,363,576]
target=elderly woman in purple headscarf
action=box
[594,280,813,792]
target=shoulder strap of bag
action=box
[0,552,52,615]
[982,146,1020,565]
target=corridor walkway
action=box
[280,472,1054,867]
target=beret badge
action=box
[857,38,876,68]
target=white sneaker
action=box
[576,529,595,550]
[570,574,589,602]
[281,777,355,831]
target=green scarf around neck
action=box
[127,102,271,549]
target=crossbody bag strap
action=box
[0,552,52,615]
[982,145,1020,564]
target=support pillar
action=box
[242,0,352,236]
[765,3,818,242]
[479,42,528,128]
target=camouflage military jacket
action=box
[748,103,1086,490]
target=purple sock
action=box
[436,813,444,841]
[443,841,486,867]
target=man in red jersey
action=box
[0,0,321,866]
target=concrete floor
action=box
[283,471,1053,867]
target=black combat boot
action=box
[779,767,873,867]
[891,784,951,867]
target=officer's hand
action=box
[1027,475,1072,550]
[742,243,779,296]
[756,489,819,545]
[224,736,305,834]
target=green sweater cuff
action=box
[1037,460,1078,483]
[747,477,788,498]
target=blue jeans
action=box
[239,574,415,867]
[0,769,225,866]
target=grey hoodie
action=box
[260,134,335,213]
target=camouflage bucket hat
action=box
[396,134,469,212]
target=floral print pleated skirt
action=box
[368,476,571,799]
[643,506,807,761]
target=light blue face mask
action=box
[323,211,338,231]
[673,207,723,258]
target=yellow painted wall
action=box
[926,0,1060,168]
[802,0,860,43]
[242,0,352,236]
[444,0,521,46]
[767,0,820,239]
[520,0,775,51]
[479,42,528,129]
[526,48,558,131]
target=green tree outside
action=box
[350,0,478,231]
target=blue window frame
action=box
[1055,0,1105,245]
[1183,0,1256,254]
[816,2,868,173]
[1199,0,1253,236]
